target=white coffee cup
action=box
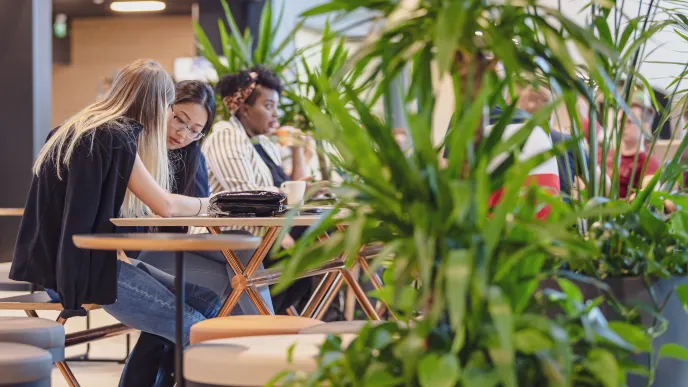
[280,181,306,205]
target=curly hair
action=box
[215,65,283,107]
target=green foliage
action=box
[261,1,659,385]
[193,0,306,120]
[569,196,688,278]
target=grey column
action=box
[0,0,52,264]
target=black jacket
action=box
[10,121,142,318]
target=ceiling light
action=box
[110,1,166,12]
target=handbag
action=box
[208,191,287,217]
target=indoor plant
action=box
[264,0,664,385]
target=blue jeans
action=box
[136,250,273,316]
[48,259,223,347]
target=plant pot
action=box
[540,276,688,386]
[605,276,688,387]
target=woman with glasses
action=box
[118,80,272,387]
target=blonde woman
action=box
[10,60,212,346]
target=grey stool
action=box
[0,342,52,386]
[0,317,65,362]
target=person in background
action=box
[10,60,217,351]
[516,86,579,195]
[203,65,313,314]
[443,104,560,219]
[516,86,611,198]
[606,101,660,198]
[393,127,412,155]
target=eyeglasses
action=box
[170,108,204,141]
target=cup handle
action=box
[280,182,288,191]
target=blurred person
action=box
[606,102,660,198]
[443,104,560,219]
[516,86,611,198]
[11,60,221,352]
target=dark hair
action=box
[215,65,283,108]
[170,80,216,196]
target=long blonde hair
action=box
[34,59,175,217]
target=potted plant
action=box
[264,0,664,385]
[545,4,688,384]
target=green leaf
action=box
[255,0,273,63]
[220,0,252,64]
[488,287,516,387]
[300,1,352,18]
[193,21,228,73]
[445,249,472,352]
[435,1,462,75]
[608,322,652,353]
[675,284,688,313]
[660,343,688,361]
[418,353,461,387]
[513,329,553,354]
[585,349,619,387]
[557,278,583,304]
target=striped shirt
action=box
[199,116,281,235]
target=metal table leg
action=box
[209,226,280,317]
[175,251,185,387]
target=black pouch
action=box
[208,191,288,217]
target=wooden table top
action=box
[111,213,334,228]
[73,233,262,252]
[0,208,24,216]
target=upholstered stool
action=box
[299,320,382,335]
[0,316,65,362]
[185,333,356,386]
[190,315,323,345]
[0,343,52,387]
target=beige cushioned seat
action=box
[184,333,356,386]
[0,343,52,386]
[299,320,383,335]
[0,317,65,361]
[189,315,323,345]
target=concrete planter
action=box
[541,276,688,386]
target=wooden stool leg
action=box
[56,361,80,387]
[358,258,398,321]
[340,269,380,320]
[24,309,38,318]
[54,316,81,386]
[301,272,339,318]
[344,266,360,321]
[314,273,345,320]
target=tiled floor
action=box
[0,289,135,386]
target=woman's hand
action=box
[128,155,211,217]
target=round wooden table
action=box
[72,233,261,387]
